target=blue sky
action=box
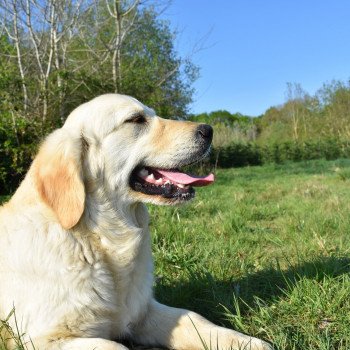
[162,0,350,116]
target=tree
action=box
[317,80,350,138]
[0,0,198,122]
[0,1,28,110]
[76,3,198,117]
[0,0,91,122]
[285,82,308,141]
[102,0,140,93]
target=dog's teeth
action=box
[147,174,155,181]
[155,178,163,184]
[164,180,171,185]
[139,168,148,177]
[178,184,185,188]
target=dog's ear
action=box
[35,129,85,230]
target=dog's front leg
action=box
[133,300,272,350]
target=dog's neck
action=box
[82,185,149,238]
[77,186,151,271]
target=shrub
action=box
[0,111,40,194]
[207,139,350,170]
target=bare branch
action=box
[10,0,28,110]
[104,0,116,18]
[123,0,140,17]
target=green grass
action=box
[150,159,350,349]
[3,159,350,349]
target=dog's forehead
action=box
[88,94,155,120]
[63,94,156,135]
[112,95,156,119]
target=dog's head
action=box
[34,94,214,229]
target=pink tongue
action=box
[157,169,214,187]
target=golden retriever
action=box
[0,94,272,350]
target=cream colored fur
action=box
[0,94,272,350]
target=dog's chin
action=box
[130,190,195,206]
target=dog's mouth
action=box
[129,166,214,201]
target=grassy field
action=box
[2,159,350,349]
[150,159,350,350]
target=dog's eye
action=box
[126,114,147,124]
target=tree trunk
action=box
[12,2,28,111]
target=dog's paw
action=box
[246,337,274,350]
[218,330,273,350]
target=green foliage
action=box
[189,79,350,170]
[0,37,22,113]
[0,111,39,195]
[192,79,350,154]
[206,139,350,169]
[62,5,197,119]
[120,8,198,118]
[255,80,350,144]
[211,143,263,168]
[189,110,252,126]
[0,3,198,125]
[189,110,258,149]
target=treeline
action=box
[189,80,350,169]
[209,138,350,168]
[256,81,350,144]
[190,81,350,147]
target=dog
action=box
[0,94,272,349]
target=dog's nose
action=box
[196,124,213,143]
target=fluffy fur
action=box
[0,94,272,350]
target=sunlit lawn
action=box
[150,159,350,349]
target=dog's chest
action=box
[97,229,154,336]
